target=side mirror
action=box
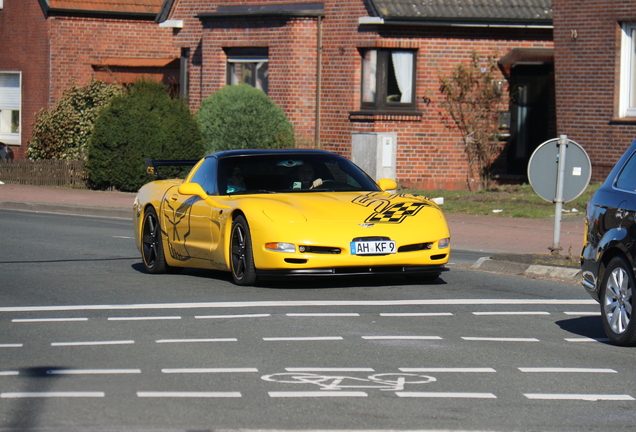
[177,182,232,210]
[377,178,398,191]
[178,182,209,200]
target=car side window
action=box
[615,151,636,191]
[189,157,218,194]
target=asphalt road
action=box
[1,210,634,432]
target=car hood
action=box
[242,191,444,224]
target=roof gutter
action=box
[198,3,325,19]
[358,16,552,29]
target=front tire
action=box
[141,207,178,274]
[600,256,636,346]
[230,215,257,286]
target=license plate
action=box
[350,240,396,255]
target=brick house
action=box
[160,0,555,189]
[1,0,555,190]
[0,0,178,159]
[553,1,636,182]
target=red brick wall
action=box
[0,1,50,159]
[172,0,552,190]
[48,17,179,103]
[553,0,636,182]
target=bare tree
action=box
[439,51,504,190]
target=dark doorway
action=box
[506,63,556,176]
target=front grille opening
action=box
[298,246,341,254]
[431,254,447,260]
[398,243,433,253]
[285,258,308,264]
[333,266,404,274]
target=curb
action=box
[0,202,131,220]
[471,256,582,282]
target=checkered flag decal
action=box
[366,202,428,223]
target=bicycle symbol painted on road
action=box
[261,372,436,392]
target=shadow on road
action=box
[130,262,448,289]
[555,315,606,340]
[4,366,71,431]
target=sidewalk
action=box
[0,183,585,281]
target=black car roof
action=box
[207,149,339,159]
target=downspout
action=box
[315,15,322,149]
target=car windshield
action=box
[217,153,380,195]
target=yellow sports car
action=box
[133,149,450,285]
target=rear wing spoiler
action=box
[145,158,199,179]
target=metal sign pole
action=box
[551,134,568,254]
[528,135,591,254]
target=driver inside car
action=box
[226,166,246,193]
[292,163,323,189]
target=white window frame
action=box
[620,23,636,118]
[225,48,269,94]
[0,71,21,145]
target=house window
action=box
[0,72,21,145]
[361,49,416,111]
[225,48,268,94]
[620,23,636,118]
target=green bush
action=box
[27,79,124,161]
[197,84,295,153]
[85,79,204,192]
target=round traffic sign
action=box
[527,138,591,203]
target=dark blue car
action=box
[582,139,636,345]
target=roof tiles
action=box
[370,0,552,22]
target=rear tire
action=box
[600,256,636,346]
[141,207,179,274]
[230,215,257,286]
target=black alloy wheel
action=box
[141,207,170,274]
[230,215,257,286]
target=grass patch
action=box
[403,183,601,219]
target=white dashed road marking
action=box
[108,316,181,321]
[396,392,497,399]
[472,311,550,315]
[462,337,540,342]
[362,336,442,340]
[51,340,134,346]
[524,393,634,401]
[155,338,237,343]
[46,369,141,375]
[519,368,617,373]
[1,392,105,398]
[400,368,496,373]
[269,391,368,398]
[263,336,343,341]
[380,313,452,317]
[195,314,271,319]
[285,368,375,372]
[162,368,258,373]
[12,317,88,322]
[137,391,241,398]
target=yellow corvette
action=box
[133,149,450,285]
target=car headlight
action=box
[438,238,450,249]
[265,242,296,253]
